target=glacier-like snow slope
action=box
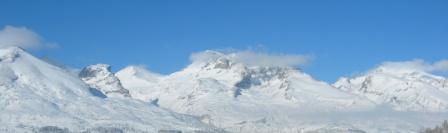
[334,61,448,112]
[0,47,219,132]
[116,50,448,132]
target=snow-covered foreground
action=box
[1,47,448,132]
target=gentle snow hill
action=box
[334,63,448,112]
[0,47,219,132]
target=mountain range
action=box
[1,47,447,133]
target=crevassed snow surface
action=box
[0,47,219,133]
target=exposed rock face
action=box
[79,64,130,97]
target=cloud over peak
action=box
[433,60,448,72]
[0,25,55,49]
[377,59,448,73]
[190,50,311,68]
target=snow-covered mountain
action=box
[334,61,448,112]
[3,46,447,132]
[0,47,219,132]
[113,51,448,132]
[118,50,410,132]
[116,65,163,100]
[153,51,375,111]
[79,64,130,97]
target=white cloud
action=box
[379,59,448,73]
[190,50,227,63]
[0,25,55,49]
[433,60,448,72]
[190,50,311,67]
[232,51,311,67]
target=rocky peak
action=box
[79,64,130,97]
[0,46,25,62]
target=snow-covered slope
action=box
[156,51,374,110]
[79,64,130,97]
[118,50,389,132]
[115,51,448,132]
[0,47,219,132]
[6,46,446,132]
[334,61,448,112]
[116,66,163,100]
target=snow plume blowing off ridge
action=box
[0,25,56,49]
[190,50,312,68]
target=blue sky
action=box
[0,0,447,82]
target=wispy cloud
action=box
[0,25,56,49]
[190,49,311,67]
[432,60,448,72]
[379,59,448,73]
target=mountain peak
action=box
[368,60,443,78]
[0,47,217,132]
[79,64,130,97]
[118,65,162,77]
[115,66,163,101]
[334,64,448,112]
[189,50,237,70]
[371,65,426,77]
[0,46,26,52]
[190,50,302,70]
[0,46,26,62]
